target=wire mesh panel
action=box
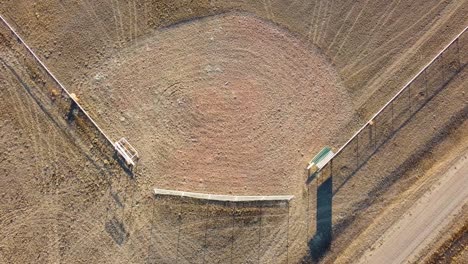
[356,124,375,166]
[319,162,332,185]
[408,73,428,113]
[231,206,262,264]
[177,201,207,264]
[460,32,468,67]
[374,105,394,149]
[440,38,463,82]
[258,205,289,264]
[149,198,180,264]
[392,87,412,130]
[150,199,291,264]
[425,55,445,97]
[331,139,357,193]
[204,205,234,263]
[122,201,155,263]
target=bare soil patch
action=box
[80,13,353,196]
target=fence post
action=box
[286,203,290,264]
[408,83,411,114]
[203,201,209,264]
[356,135,359,169]
[374,119,378,150]
[391,100,394,133]
[257,206,263,264]
[146,200,157,263]
[440,54,445,84]
[423,69,428,99]
[176,203,182,264]
[230,205,235,264]
[306,183,310,245]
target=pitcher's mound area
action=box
[84,13,353,195]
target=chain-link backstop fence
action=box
[149,197,290,264]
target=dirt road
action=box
[358,151,468,264]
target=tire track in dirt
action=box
[316,0,332,47]
[312,0,324,44]
[1,61,28,133]
[58,197,123,263]
[262,0,275,21]
[1,60,66,264]
[2,49,116,254]
[77,0,115,44]
[14,61,54,179]
[1,68,28,133]
[49,189,60,264]
[2,80,119,262]
[124,221,155,264]
[344,0,446,78]
[345,45,405,82]
[348,0,464,108]
[31,99,50,176]
[342,0,402,72]
[1,63,44,183]
[110,0,125,48]
[2,55,55,177]
[333,0,371,62]
[260,214,290,263]
[326,1,357,53]
[284,0,302,14]
[132,0,139,44]
[39,113,61,264]
[306,0,320,44]
[0,202,54,246]
[0,205,35,231]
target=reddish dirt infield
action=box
[80,13,353,195]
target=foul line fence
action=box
[0,15,114,146]
[0,14,114,146]
[313,25,467,192]
[0,14,142,170]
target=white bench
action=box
[114,138,139,167]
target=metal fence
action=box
[0,14,118,169]
[148,197,291,264]
[317,26,467,193]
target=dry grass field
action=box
[0,0,467,263]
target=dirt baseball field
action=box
[0,0,467,263]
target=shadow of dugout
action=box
[307,177,332,262]
[303,63,467,264]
